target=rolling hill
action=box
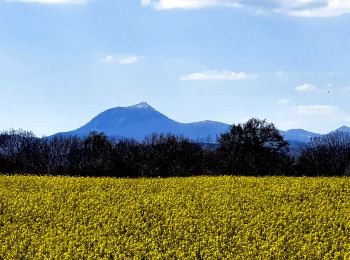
[54,102,229,142]
[53,102,348,146]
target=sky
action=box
[1,0,350,136]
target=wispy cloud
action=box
[141,0,242,10]
[4,0,87,4]
[295,83,316,92]
[297,105,337,116]
[277,98,290,105]
[100,55,142,65]
[141,0,350,17]
[285,0,350,17]
[180,70,257,81]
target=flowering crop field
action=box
[1,175,350,259]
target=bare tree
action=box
[298,131,350,176]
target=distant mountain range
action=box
[53,102,350,145]
[54,102,228,143]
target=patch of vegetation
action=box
[1,175,350,259]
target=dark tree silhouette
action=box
[0,129,36,173]
[217,118,290,176]
[3,120,349,177]
[298,131,350,176]
[78,132,114,176]
[140,134,204,177]
[113,139,144,178]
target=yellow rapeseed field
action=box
[1,175,350,259]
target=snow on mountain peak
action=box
[130,102,152,109]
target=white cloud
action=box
[141,0,151,6]
[277,98,290,105]
[4,0,87,4]
[297,105,337,116]
[285,0,350,17]
[275,70,286,77]
[100,55,142,65]
[273,0,326,8]
[295,83,316,92]
[141,0,242,10]
[141,0,350,17]
[180,70,257,81]
[344,116,350,123]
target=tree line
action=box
[1,118,349,177]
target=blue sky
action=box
[1,0,350,136]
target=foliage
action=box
[2,119,350,177]
[0,131,205,178]
[298,131,350,176]
[1,175,350,259]
[217,118,290,175]
[140,134,204,177]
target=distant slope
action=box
[280,129,321,143]
[53,102,349,146]
[335,126,350,133]
[54,102,229,142]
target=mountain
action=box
[335,126,350,133]
[53,102,349,145]
[280,129,321,143]
[54,102,229,142]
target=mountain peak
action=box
[128,102,153,110]
[54,103,350,144]
[336,126,350,132]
